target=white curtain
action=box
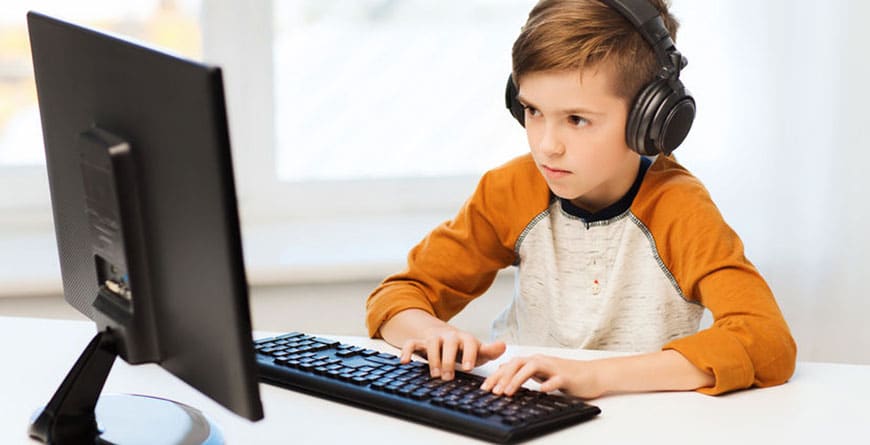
[672,0,870,363]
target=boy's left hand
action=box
[480,354,606,399]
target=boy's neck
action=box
[562,156,650,222]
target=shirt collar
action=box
[558,156,652,223]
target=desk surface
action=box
[3,316,869,444]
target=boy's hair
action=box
[512,0,679,103]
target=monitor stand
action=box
[28,329,223,445]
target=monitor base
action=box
[28,330,224,445]
[31,393,223,445]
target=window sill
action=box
[0,213,450,298]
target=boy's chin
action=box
[546,184,582,201]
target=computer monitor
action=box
[26,11,263,444]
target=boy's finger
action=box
[399,339,417,363]
[504,361,540,396]
[489,359,525,395]
[539,375,563,393]
[440,338,459,380]
[481,362,510,391]
[481,370,502,391]
[425,336,442,378]
[459,337,478,371]
[478,341,507,363]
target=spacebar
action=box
[364,354,402,366]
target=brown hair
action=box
[512,0,678,103]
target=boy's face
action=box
[517,67,641,212]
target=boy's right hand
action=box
[398,326,506,380]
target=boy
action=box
[365,0,795,398]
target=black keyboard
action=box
[254,332,601,443]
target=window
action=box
[3,0,535,226]
[273,0,532,182]
[205,0,534,224]
[0,0,202,225]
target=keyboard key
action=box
[311,337,340,347]
[365,355,402,366]
[534,403,556,414]
[384,384,403,394]
[502,416,521,426]
[410,389,431,399]
[347,362,373,369]
[471,408,492,417]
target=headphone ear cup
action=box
[651,87,695,155]
[626,80,664,156]
[627,78,694,156]
[504,74,525,127]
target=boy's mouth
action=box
[541,164,571,178]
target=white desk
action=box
[3,317,868,444]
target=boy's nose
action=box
[537,126,565,157]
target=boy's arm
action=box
[364,189,513,339]
[595,350,714,394]
[662,261,796,395]
[647,183,796,395]
[630,159,797,396]
[365,156,547,339]
[481,349,713,399]
[365,173,518,379]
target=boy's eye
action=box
[522,105,540,117]
[570,115,589,127]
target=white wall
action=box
[670,1,870,363]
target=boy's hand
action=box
[480,354,606,399]
[398,326,506,380]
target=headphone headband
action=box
[600,0,682,79]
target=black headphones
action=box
[505,0,695,156]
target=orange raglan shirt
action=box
[366,154,796,395]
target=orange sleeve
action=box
[635,158,797,395]
[365,155,550,338]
